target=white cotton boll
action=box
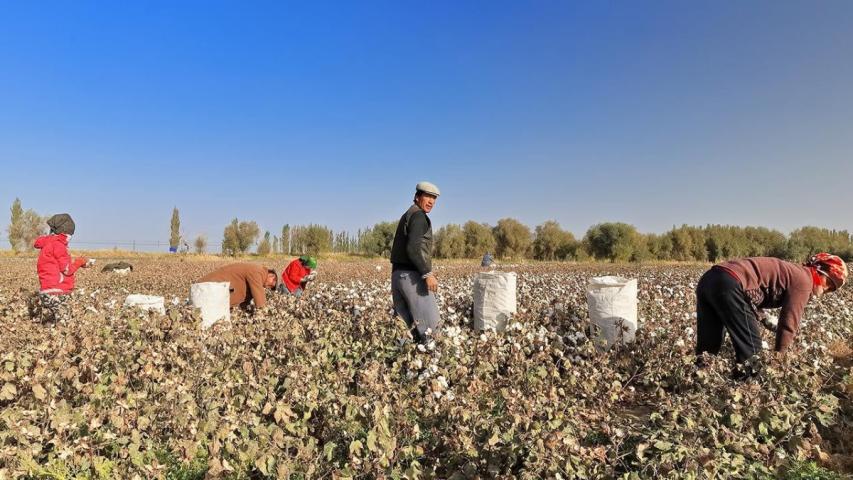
[685,327,695,337]
[674,339,685,348]
[762,340,769,349]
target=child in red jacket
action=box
[32,214,91,323]
[277,256,317,298]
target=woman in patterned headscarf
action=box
[694,253,848,375]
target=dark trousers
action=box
[696,267,763,363]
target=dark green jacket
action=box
[390,204,433,275]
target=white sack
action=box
[124,294,166,314]
[587,276,638,348]
[473,272,517,331]
[190,282,231,329]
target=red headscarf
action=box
[806,253,848,291]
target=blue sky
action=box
[1,1,852,250]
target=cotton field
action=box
[0,257,851,479]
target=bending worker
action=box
[695,253,848,372]
[197,263,278,311]
[277,255,317,297]
[390,181,442,342]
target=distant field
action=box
[0,257,850,478]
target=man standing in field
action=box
[197,263,278,311]
[390,182,442,343]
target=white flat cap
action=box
[416,181,440,196]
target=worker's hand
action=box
[304,272,317,282]
[758,311,778,332]
[425,274,438,293]
[77,257,91,268]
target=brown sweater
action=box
[716,257,814,351]
[198,263,271,309]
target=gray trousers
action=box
[391,270,441,342]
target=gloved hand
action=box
[276,284,287,294]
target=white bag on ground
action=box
[124,294,166,314]
[190,282,231,329]
[587,276,638,347]
[473,272,517,331]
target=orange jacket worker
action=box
[198,263,278,310]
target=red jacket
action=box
[282,259,311,293]
[34,234,86,294]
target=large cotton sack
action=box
[473,272,517,331]
[190,282,231,329]
[124,294,166,314]
[587,276,638,348]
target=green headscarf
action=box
[299,255,317,269]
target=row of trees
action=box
[7,200,853,262]
[216,216,853,263]
[432,219,581,260]
[434,221,853,263]
[218,220,399,257]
